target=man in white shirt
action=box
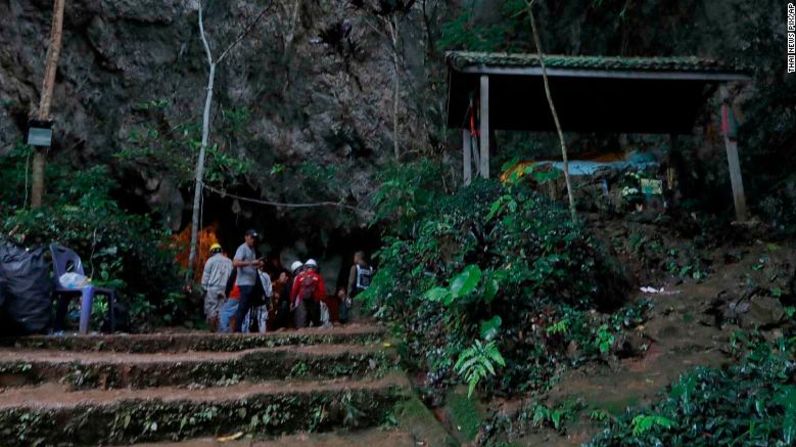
[201,243,232,331]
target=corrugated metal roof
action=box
[447,51,746,74]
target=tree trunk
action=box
[31,0,66,208]
[186,63,215,284]
[281,0,301,91]
[185,3,268,284]
[283,0,300,56]
[390,17,401,160]
[527,1,576,221]
[187,5,216,285]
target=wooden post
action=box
[667,134,679,207]
[479,75,490,179]
[462,129,472,185]
[720,85,748,222]
[30,0,67,208]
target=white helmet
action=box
[305,259,318,268]
[290,261,303,273]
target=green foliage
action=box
[446,390,485,441]
[479,316,502,341]
[531,399,583,433]
[454,339,506,398]
[623,228,712,283]
[425,264,484,306]
[438,0,527,52]
[364,171,631,396]
[595,324,615,354]
[0,148,185,328]
[589,409,611,422]
[630,414,674,437]
[588,336,796,446]
[370,160,447,237]
[116,103,253,189]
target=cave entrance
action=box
[194,189,380,293]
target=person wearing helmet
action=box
[201,243,233,331]
[290,258,326,328]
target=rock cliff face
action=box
[0,0,438,248]
[2,0,789,248]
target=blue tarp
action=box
[539,151,659,176]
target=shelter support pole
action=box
[463,129,472,185]
[479,75,490,179]
[667,134,679,207]
[720,85,748,222]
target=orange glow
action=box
[173,224,220,283]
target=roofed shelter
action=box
[446,51,752,220]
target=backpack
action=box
[355,265,373,290]
[298,273,318,302]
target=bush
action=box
[587,335,796,446]
[0,145,187,329]
[364,175,630,396]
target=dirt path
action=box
[496,239,792,446]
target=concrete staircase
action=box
[0,324,410,446]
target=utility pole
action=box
[30,0,66,208]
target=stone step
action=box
[125,428,416,447]
[0,343,395,389]
[0,324,385,353]
[0,374,410,447]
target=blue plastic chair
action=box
[50,244,116,334]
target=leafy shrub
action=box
[438,0,527,52]
[0,146,186,328]
[455,339,506,398]
[364,176,630,396]
[587,336,796,446]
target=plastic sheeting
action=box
[539,151,659,177]
[0,242,53,335]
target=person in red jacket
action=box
[290,258,326,328]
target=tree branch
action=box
[527,0,576,221]
[198,3,214,65]
[217,4,272,63]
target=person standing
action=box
[219,281,240,333]
[343,251,372,324]
[275,261,303,330]
[200,243,232,331]
[290,259,326,328]
[232,229,263,332]
[242,266,272,334]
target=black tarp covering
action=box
[0,242,52,335]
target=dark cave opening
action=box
[186,187,380,293]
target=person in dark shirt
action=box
[274,261,303,330]
[342,251,372,324]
